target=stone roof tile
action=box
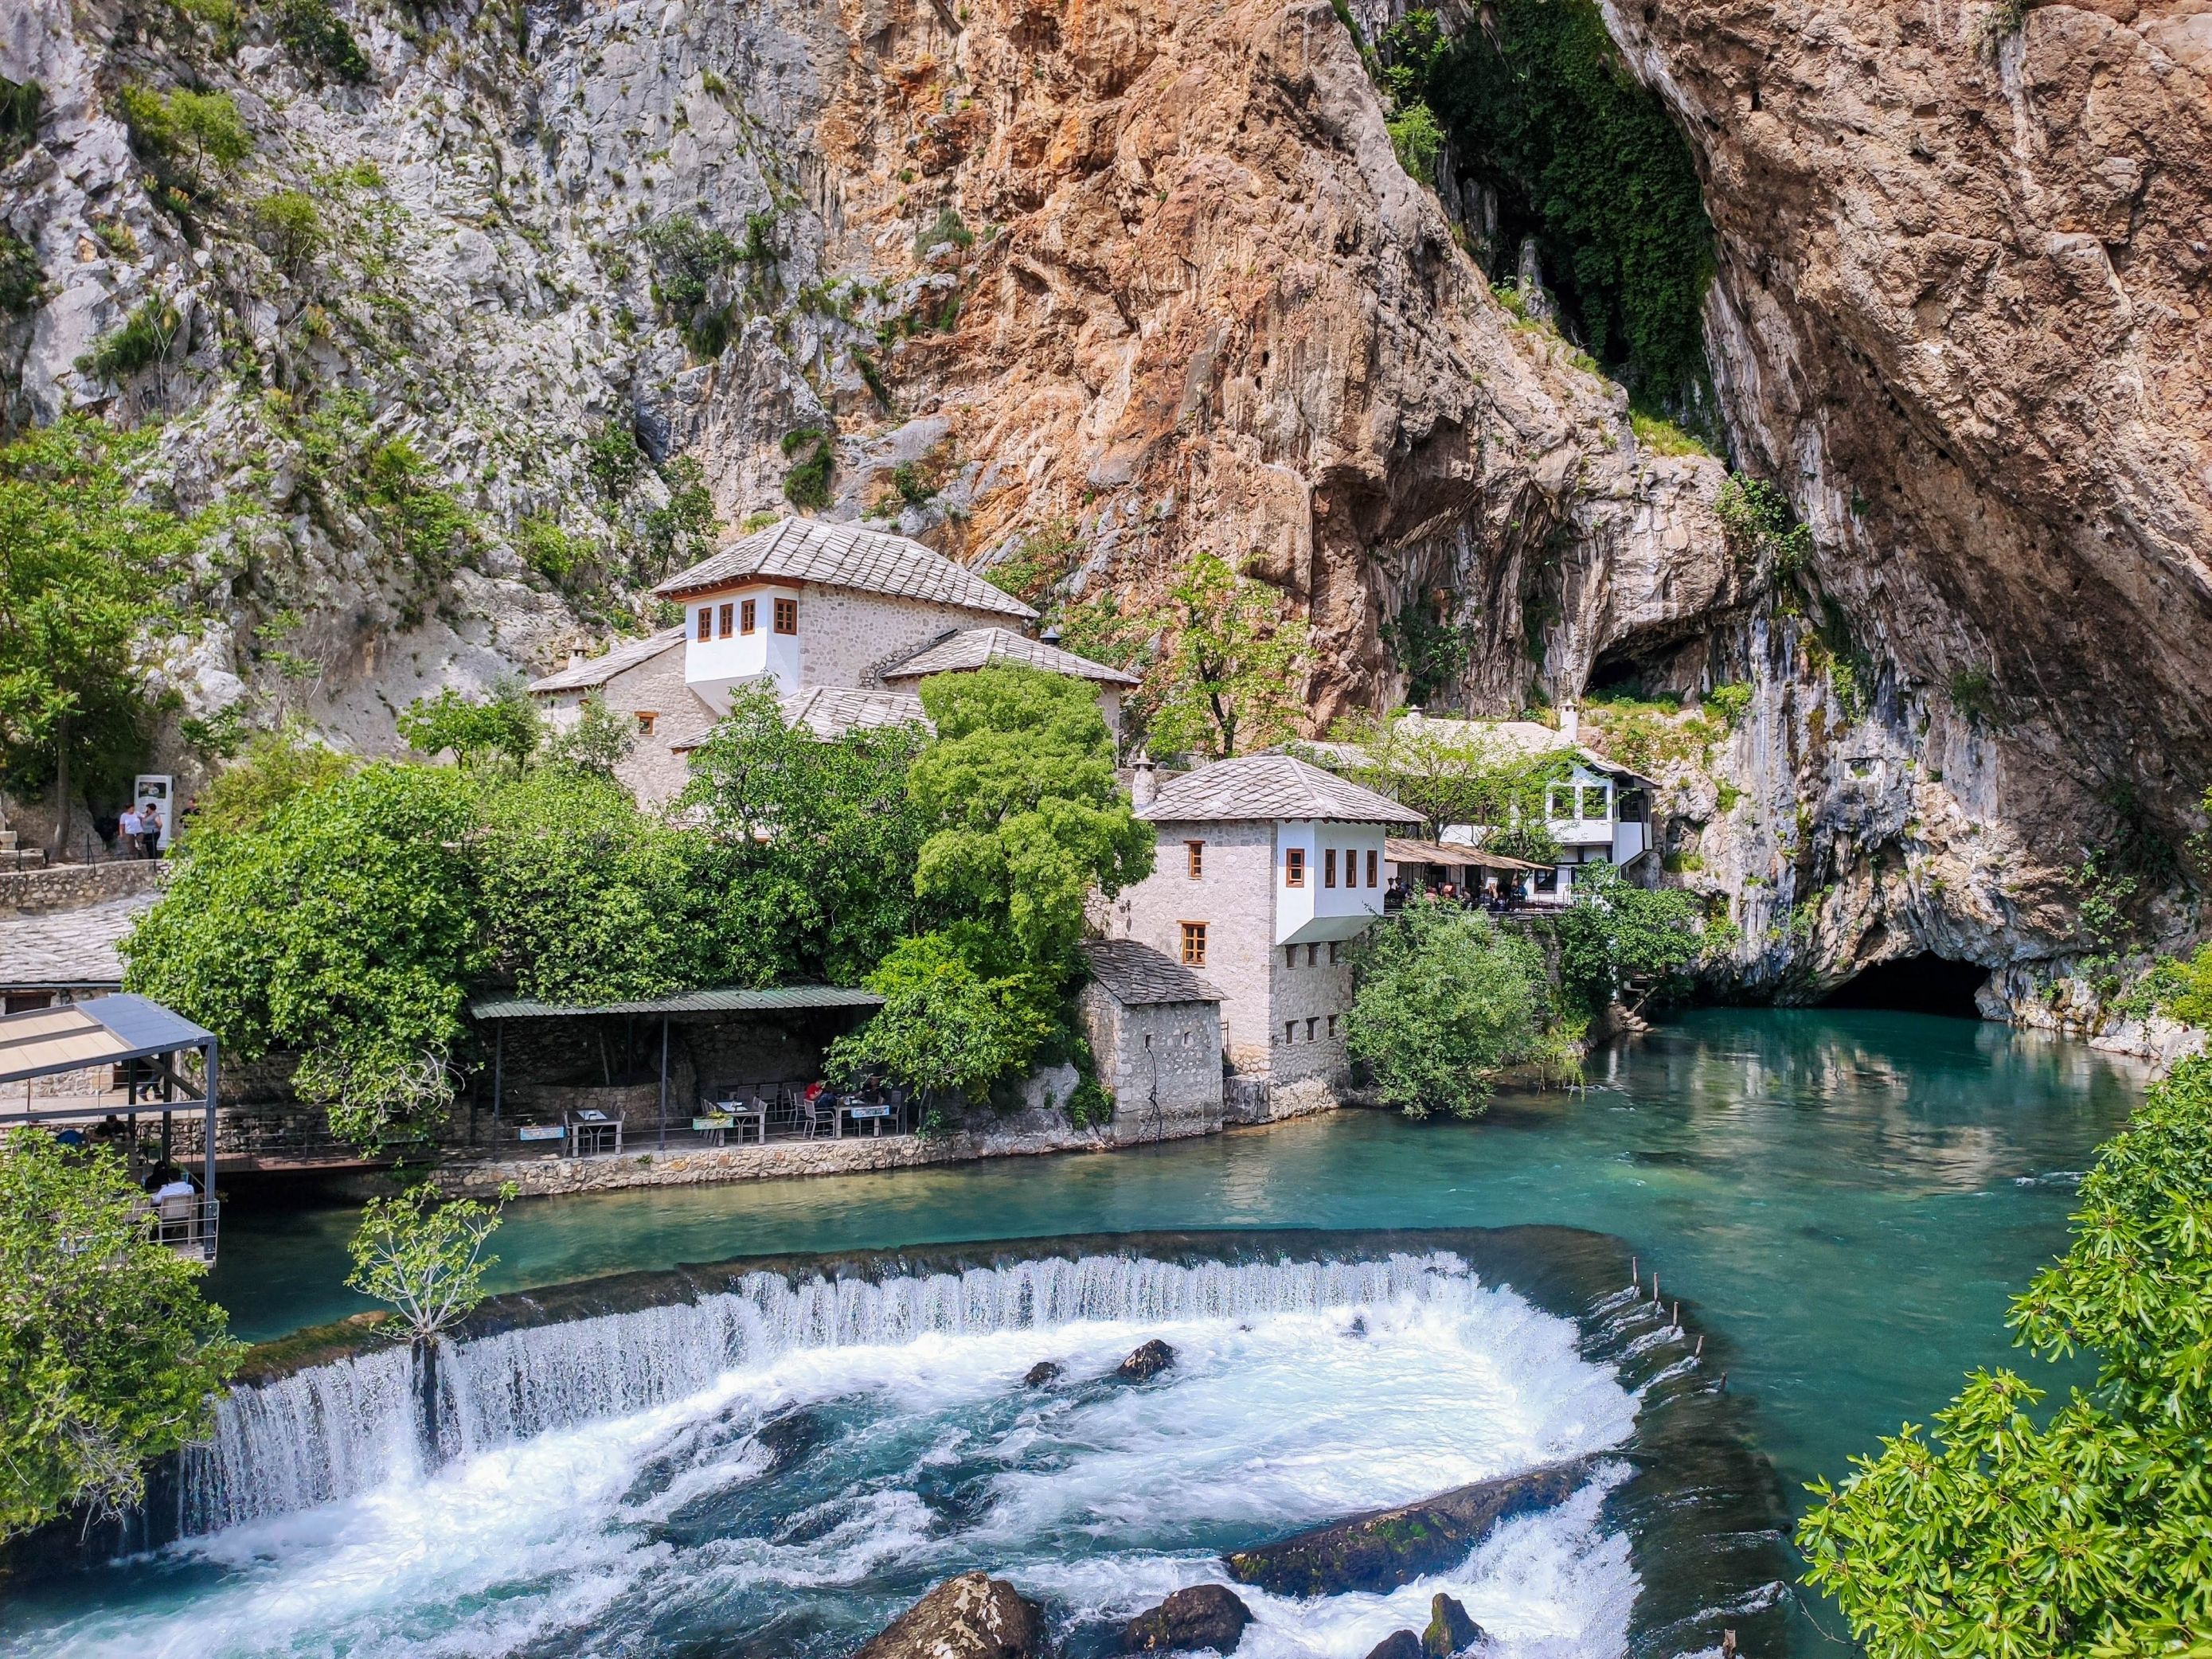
[883,627,1140,687]
[1081,939,1222,1005]
[527,627,687,693]
[652,517,1036,620]
[1137,754,1417,825]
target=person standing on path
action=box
[118,803,143,859]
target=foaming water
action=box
[6,1251,1646,1659]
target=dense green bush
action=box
[1388,2,1714,410]
[273,0,369,82]
[1346,896,1567,1117]
[1548,862,1712,1017]
[1800,1053,2212,1657]
[642,211,741,355]
[781,427,834,509]
[75,298,182,381]
[252,189,326,272]
[397,682,541,771]
[828,931,1057,1105]
[0,226,41,313]
[0,1133,242,1539]
[114,84,251,188]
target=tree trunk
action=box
[45,716,71,861]
[414,1337,443,1467]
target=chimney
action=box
[1558,701,1579,743]
[568,648,586,670]
[1130,751,1158,810]
[1041,625,1061,646]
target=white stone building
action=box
[1100,753,1417,1111]
[529,518,1135,800]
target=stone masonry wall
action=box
[1105,822,1279,1074]
[1076,982,1224,1139]
[0,860,166,916]
[799,590,1014,690]
[1269,936,1355,1086]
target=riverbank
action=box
[437,1072,1346,1199]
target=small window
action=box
[1366,849,1378,887]
[717,602,734,638]
[1549,786,1575,821]
[635,712,658,736]
[1285,848,1305,887]
[1324,848,1338,888]
[774,597,799,634]
[1305,1017,1318,1041]
[1327,1014,1338,1038]
[1583,784,1611,821]
[1186,840,1204,879]
[1328,941,1341,965]
[696,608,711,642]
[1284,944,1297,969]
[1284,1021,1296,1044]
[1180,922,1207,966]
[1307,943,1319,966]
[740,598,756,634]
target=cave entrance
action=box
[1819,954,1987,1019]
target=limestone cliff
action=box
[2,0,2206,1023]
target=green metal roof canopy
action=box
[468,986,884,1021]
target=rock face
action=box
[1122,1583,1253,1653]
[1222,1458,1591,1597]
[1022,1360,1064,1388]
[1421,1592,1486,1657]
[1115,1339,1176,1381]
[853,1571,1047,1659]
[1362,1634,1424,1659]
[1593,0,2212,980]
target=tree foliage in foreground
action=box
[1345,896,1569,1118]
[1799,1054,2212,1658]
[829,928,1059,1105]
[1316,708,1575,841]
[0,1134,242,1540]
[1145,553,1311,760]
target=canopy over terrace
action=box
[0,994,221,1258]
[469,985,886,1151]
[1384,837,1550,874]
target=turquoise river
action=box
[2,1007,2148,1657]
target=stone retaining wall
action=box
[0,860,166,915]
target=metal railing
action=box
[148,1196,220,1261]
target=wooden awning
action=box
[1385,837,1550,874]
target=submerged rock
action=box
[751,1407,822,1471]
[1223,1458,1593,1596]
[1362,1634,1423,1659]
[1116,1340,1176,1381]
[1422,1593,1486,1657]
[1022,1361,1064,1388]
[852,1571,1046,1659]
[1122,1583,1253,1653]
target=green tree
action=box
[0,416,209,856]
[476,766,714,1003]
[540,690,634,777]
[397,681,540,772]
[1547,861,1709,1017]
[346,1181,514,1343]
[123,763,482,1148]
[1344,896,1566,1118]
[1321,710,1573,840]
[115,84,251,188]
[1146,553,1310,759]
[0,1133,243,1540]
[189,720,357,837]
[678,685,929,986]
[252,189,326,274]
[1799,1053,2212,1659]
[909,665,1154,967]
[827,929,1058,1104]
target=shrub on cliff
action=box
[1548,862,1710,1017]
[0,1132,243,1540]
[1800,1054,2212,1657]
[1346,896,1567,1118]
[1146,553,1311,760]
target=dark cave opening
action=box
[1819,954,1988,1019]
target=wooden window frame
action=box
[1179,921,1208,966]
[1284,847,1305,888]
[1186,840,1204,880]
[718,602,734,638]
[695,607,711,642]
[741,598,756,634]
[1366,848,1378,887]
[635,711,658,736]
[1305,1017,1318,1042]
[773,597,799,635]
[1323,848,1338,888]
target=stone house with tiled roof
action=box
[1075,939,1225,1143]
[1098,752,1418,1114]
[529,518,1133,800]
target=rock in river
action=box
[1022,1360,1064,1388]
[1422,1592,1486,1656]
[1122,1583,1253,1653]
[1116,1339,1176,1381]
[853,1571,1047,1659]
[1362,1634,1422,1659]
[1222,1459,1593,1596]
